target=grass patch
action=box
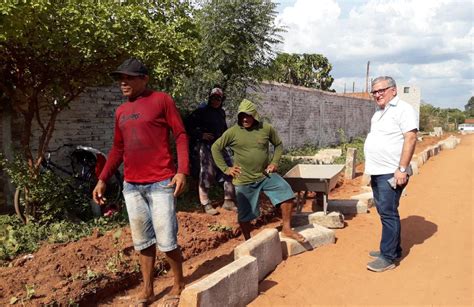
[207,223,232,232]
[0,213,128,263]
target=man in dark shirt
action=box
[186,86,236,215]
[92,58,187,306]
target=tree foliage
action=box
[178,0,283,112]
[419,103,466,132]
[0,0,284,222]
[464,96,474,117]
[262,53,334,91]
[0,0,199,172]
[0,0,199,222]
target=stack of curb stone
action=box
[282,148,343,165]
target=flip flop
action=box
[159,294,180,307]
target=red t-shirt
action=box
[99,90,189,183]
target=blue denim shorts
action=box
[235,173,295,222]
[122,178,178,252]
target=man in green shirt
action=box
[211,99,306,242]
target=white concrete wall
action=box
[397,85,421,116]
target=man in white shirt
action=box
[364,76,418,272]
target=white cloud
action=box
[410,60,467,79]
[275,0,473,109]
[276,0,341,54]
[374,63,405,79]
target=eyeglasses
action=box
[370,86,393,96]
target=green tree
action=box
[419,103,466,131]
[0,0,198,221]
[441,108,466,130]
[465,96,474,117]
[262,53,334,91]
[0,0,198,172]
[179,0,283,111]
[419,103,438,132]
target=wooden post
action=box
[365,61,370,92]
[344,148,357,180]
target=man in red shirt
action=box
[92,58,188,306]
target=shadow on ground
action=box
[400,215,438,259]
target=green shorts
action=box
[235,173,294,222]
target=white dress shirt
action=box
[364,96,418,175]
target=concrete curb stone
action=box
[350,192,374,208]
[326,199,368,214]
[179,256,258,307]
[292,211,345,229]
[234,228,282,281]
[280,224,335,258]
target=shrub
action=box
[0,154,93,223]
[284,144,319,156]
[333,137,366,164]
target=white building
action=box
[397,85,421,116]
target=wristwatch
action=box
[398,166,407,173]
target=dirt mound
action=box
[0,202,279,305]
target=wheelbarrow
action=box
[283,164,344,215]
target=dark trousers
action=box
[371,174,407,261]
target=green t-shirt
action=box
[211,121,283,185]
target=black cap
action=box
[110,58,148,77]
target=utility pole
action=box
[365,61,370,92]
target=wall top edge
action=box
[258,80,374,102]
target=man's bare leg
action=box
[239,221,252,240]
[138,244,156,301]
[280,201,307,243]
[164,247,185,296]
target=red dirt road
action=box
[250,134,474,306]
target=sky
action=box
[273,0,473,110]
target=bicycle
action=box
[14,144,122,223]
